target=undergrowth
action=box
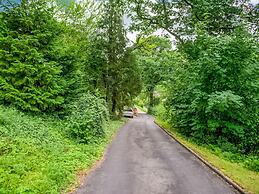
[0,105,124,194]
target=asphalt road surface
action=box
[75,114,238,194]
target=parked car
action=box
[122,107,134,118]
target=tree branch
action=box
[182,0,203,21]
[135,1,184,44]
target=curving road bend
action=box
[75,114,238,194]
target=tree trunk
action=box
[148,88,154,113]
[111,89,117,114]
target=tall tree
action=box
[0,0,102,112]
[0,0,66,112]
[94,0,142,115]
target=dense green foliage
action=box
[131,0,258,156]
[0,0,136,192]
[0,1,66,112]
[0,0,140,115]
[67,93,109,143]
[138,32,259,155]
[90,0,142,115]
[164,30,259,154]
[0,0,258,192]
[135,36,173,113]
[0,105,124,193]
[128,0,254,43]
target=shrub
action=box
[0,105,122,193]
[165,30,259,153]
[67,93,109,143]
[244,157,259,172]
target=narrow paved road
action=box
[75,114,238,194]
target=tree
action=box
[0,0,66,112]
[0,0,102,112]
[165,29,259,153]
[92,0,142,115]
[128,0,251,43]
[135,36,173,112]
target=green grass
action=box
[156,118,259,194]
[0,106,125,194]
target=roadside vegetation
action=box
[0,105,125,193]
[156,118,259,194]
[0,0,258,193]
[135,33,259,192]
[131,0,258,192]
[0,0,133,193]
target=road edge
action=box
[68,119,128,194]
[154,120,248,194]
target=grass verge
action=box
[156,118,259,194]
[0,106,125,194]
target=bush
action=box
[244,157,259,172]
[67,94,109,143]
[0,105,121,193]
[165,30,259,153]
